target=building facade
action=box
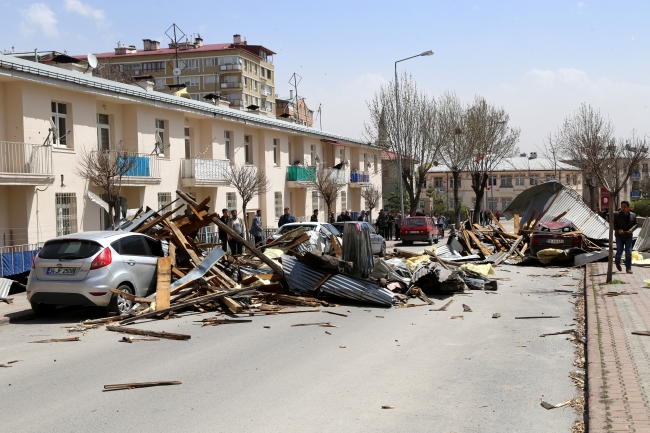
[275,91,314,127]
[0,55,381,263]
[424,155,583,213]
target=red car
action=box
[530,221,581,255]
[400,216,442,245]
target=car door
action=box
[117,235,159,296]
[364,223,380,254]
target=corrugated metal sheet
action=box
[634,218,650,251]
[0,278,13,298]
[504,181,609,240]
[282,255,398,306]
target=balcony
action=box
[631,190,641,199]
[324,168,347,184]
[286,165,315,188]
[0,142,53,185]
[631,172,641,179]
[221,82,242,89]
[181,158,230,187]
[220,64,242,71]
[349,170,370,188]
[91,151,160,186]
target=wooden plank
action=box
[134,205,183,234]
[330,234,342,258]
[109,288,153,304]
[313,273,332,291]
[466,230,492,256]
[193,195,211,212]
[169,243,176,266]
[461,229,475,253]
[488,210,509,234]
[513,214,520,234]
[166,218,202,265]
[30,337,80,343]
[171,266,184,279]
[103,381,182,391]
[520,243,528,255]
[187,203,204,220]
[106,325,190,340]
[219,297,243,314]
[524,210,537,232]
[155,257,172,310]
[551,210,569,222]
[179,213,219,236]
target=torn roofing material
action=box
[634,218,650,252]
[503,181,609,240]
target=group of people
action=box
[217,208,265,254]
[478,210,501,226]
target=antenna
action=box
[288,72,302,104]
[314,102,323,130]
[165,23,187,85]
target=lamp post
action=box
[395,50,433,218]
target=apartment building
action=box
[275,91,314,127]
[424,154,583,213]
[73,34,276,112]
[0,54,381,275]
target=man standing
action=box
[394,210,402,240]
[377,209,388,238]
[219,208,229,252]
[357,210,366,222]
[343,210,352,222]
[337,210,345,222]
[227,210,245,255]
[249,209,263,246]
[387,212,395,240]
[437,213,446,237]
[328,211,336,224]
[614,201,638,274]
[310,209,319,222]
[278,207,296,227]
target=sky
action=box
[1,0,649,152]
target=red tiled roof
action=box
[72,43,275,61]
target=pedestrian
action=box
[218,208,229,252]
[278,207,296,227]
[227,210,245,255]
[310,209,319,222]
[394,210,402,240]
[343,210,352,222]
[328,211,336,224]
[495,210,501,221]
[437,213,446,237]
[614,201,637,274]
[249,209,263,246]
[486,210,492,225]
[377,209,388,238]
[479,210,484,226]
[387,211,395,240]
[357,210,366,222]
[337,210,345,222]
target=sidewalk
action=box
[0,291,33,326]
[587,262,650,432]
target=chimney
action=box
[519,152,527,157]
[114,44,137,55]
[233,34,241,44]
[195,34,203,47]
[529,151,537,160]
[289,89,294,99]
[142,39,160,51]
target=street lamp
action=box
[395,50,433,217]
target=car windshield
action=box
[277,225,316,235]
[323,224,341,237]
[39,239,103,260]
[404,218,426,227]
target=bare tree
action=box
[309,164,346,217]
[225,164,271,235]
[360,183,382,221]
[464,96,521,223]
[364,73,440,215]
[437,91,474,227]
[558,103,649,282]
[74,147,136,228]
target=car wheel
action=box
[379,242,386,257]
[403,240,412,246]
[434,238,439,244]
[30,302,57,316]
[107,284,134,315]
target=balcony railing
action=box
[324,168,347,184]
[350,170,370,183]
[221,82,242,89]
[631,172,641,179]
[181,158,230,182]
[91,150,160,179]
[286,166,316,182]
[220,64,242,71]
[0,142,52,175]
[631,190,641,198]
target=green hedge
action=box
[632,200,650,217]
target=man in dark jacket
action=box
[218,208,229,251]
[614,201,638,274]
[278,207,296,227]
[328,211,336,224]
[376,209,388,238]
[310,209,319,222]
[342,210,352,222]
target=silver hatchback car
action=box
[27,231,164,315]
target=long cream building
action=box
[0,54,380,273]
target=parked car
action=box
[530,221,581,255]
[332,221,386,256]
[27,231,165,315]
[266,222,342,244]
[400,216,442,245]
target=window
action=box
[573,175,577,185]
[310,145,316,165]
[267,69,272,79]
[253,65,258,75]
[488,176,497,186]
[434,177,444,189]
[224,131,232,159]
[184,127,191,159]
[643,164,649,173]
[226,192,237,211]
[119,236,149,256]
[515,175,525,186]
[488,198,498,211]
[158,192,171,212]
[97,114,110,151]
[502,198,512,211]
[185,59,199,70]
[450,177,461,188]
[51,102,68,146]
[142,61,165,73]
[500,175,512,187]
[180,76,200,88]
[204,75,218,86]
[275,192,283,218]
[312,191,319,212]
[55,193,77,237]
[204,57,218,67]
[530,174,539,185]
[155,119,166,155]
[273,139,279,165]
[363,153,368,170]
[265,101,272,112]
[218,56,242,66]
[339,148,344,162]
[223,75,239,83]
[341,191,347,210]
[546,174,555,182]
[253,81,258,91]
[122,63,142,75]
[244,135,252,164]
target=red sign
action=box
[600,188,610,211]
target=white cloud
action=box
[64,0,106,26]
[20,3,58,38]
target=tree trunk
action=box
[607,201,614,283]
[108,203,115,230]
[588,184,596,209]
[471,172,488,224]
[242,204,249,241]
[452,171,461,228]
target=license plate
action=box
[409,231,419,234]
[47,267,75,275]
[546,239,564,244]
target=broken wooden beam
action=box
[103,381,182,391]
[106,325,191,340]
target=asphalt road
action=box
[0,262,581,433]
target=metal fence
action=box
[196,226,277,245]
[181,158,230,180]
[0,242,43,277]
[0,142,52,175]
[91,150,160,179]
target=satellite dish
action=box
[87,53,98,69]
[172,68,182,76]
[433,161,439,166]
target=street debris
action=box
[515,316,560,319]
[631,331,650,337]
[462,304,473,312]
[381,406,395,409]
[540,397,573,410]
[0,360,22,368]
[119,336,160,343]
[492,313,501,318]
[30,337,80,343]
[450,315,464,319]
[605,291,638,297]
[103,381,182,392]
[540,329,575,337]
[106,326,191,340]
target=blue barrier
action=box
[1,249,40,277]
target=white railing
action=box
[0,142,52,175]
[91,150,160,178]
[181,158,230,181]
[324,168,347,184]
[221,82,242,89]
[220,64,242,71]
